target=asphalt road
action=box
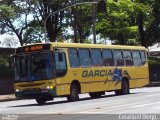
[0,87,160,120]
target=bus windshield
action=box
[15,52,53,82]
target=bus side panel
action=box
[134,65,149,87]
[56,82,70,96]
[81,67,117,93]
[122,67,135,89]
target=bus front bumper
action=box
[15,87,56,99]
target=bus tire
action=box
[36,98,46,105]
[115,79,130,95]
[67,83,79,102]
[89,92,102,98]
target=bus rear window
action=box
[132,51,142,66]
[140,51,147,65]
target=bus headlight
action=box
[15,89,20,92]
[49,86,53,89]
[46,86,53,90]
[46,86,50,89]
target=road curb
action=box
[0,94,17,102]
[0,98,17,102]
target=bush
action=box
[0,56,12,79]
[148,56,160,65]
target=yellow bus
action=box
[11,42,149,104]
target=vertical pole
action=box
[92,3,96,44]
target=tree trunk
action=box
[77,5,84,43]
[72,5,84,43]
[46,15,59,42]
[72,8,78,43]
[137,14,146,47]
[43,0,60,42]
[118,34,127,45]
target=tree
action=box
[0,0,105,45]
[133,0,153,47]
[0,0,37,46]
[1,0,159,47]
[145,0,160,46]
[96,0,158,47]
[64,5,93,43]
[41,0,96,43]
[97,0,139,45]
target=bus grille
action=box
[18,83,45,87]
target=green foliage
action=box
[0,0,160,46]
[97,0,140,45]
[96,0,159,46]
[0,56,12,78]
[63,5,93,43]
[23,27,43,44]
[0,5,15,19]
[148,56,160,65]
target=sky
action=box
[0,34,20,48]
[148,43,160,52]
[0,34,6,47]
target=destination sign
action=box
[24,45,43,52]
[16,44,51,54]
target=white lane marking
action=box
[129,102,160,108]
[129,103,154,108]
[26,100,128,114]
[151,106,160,110]
[81,100,160,114]
[25,97,131,114]
[118,107,151,114]
[121,101,160,113]
[81,101,150,113]
[79,111,103,114]
[145,93,160,97]
[60,101,150,114]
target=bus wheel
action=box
[115,79,130,95]
[36,98,46,105]
[67,83,79,102]
[89,92,102,98]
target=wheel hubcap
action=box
[123,82,128,93]
[72,89,77,97]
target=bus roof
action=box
[50,42,146,50]
[16,42,146,54]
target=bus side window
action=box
[68,48,80,68]
[132,51,142,66]
[123,50,133,66]
[55,52,67,77]
[79,49,91,68]
[113,50,124,66]
[140,51,147,65]
[102,49,114,66]
[91,49,103,67]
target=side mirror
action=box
[9,55,15,69]
[58,53,63,62]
